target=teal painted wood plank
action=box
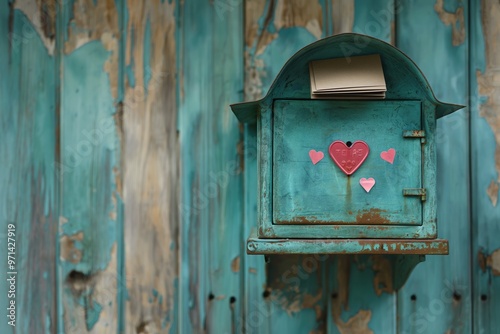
[352,0,396,43]
[242,125,271,334]
[58,1,123,332]
[470,1,500,333]
[178,1,210,331]
[396,1,472,333]
[327,255,397,334]
[326,3,397,333]
[179,0,244,333]
[243,1,331,333]
[0,4,58,334]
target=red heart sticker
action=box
[329,140,370,175]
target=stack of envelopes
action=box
[309,54,386,99]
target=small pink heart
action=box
[359,178,376,192]
[309,150,324,165]
[380,148,396,164]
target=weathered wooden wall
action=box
[1,0,499,333]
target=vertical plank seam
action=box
[467,0,475,330]
[55,0,64,332]
[117,1,126,332]
[240,1,248,330]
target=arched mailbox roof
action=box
[231,33,463,123]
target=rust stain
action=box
[60,232,84,264]
[14,0,56,54]
[231,256,240,273]
[248,267,257,274]
[434,0,465,46]
[278,210,392,225]
[487,180,499,206]
[487,249,500,276]
[356,209,390,225]
[371,256,394,296]
[477,1,500,187]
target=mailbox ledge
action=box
[247,233,448,255]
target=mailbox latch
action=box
[403,188,427,201]
[403,130,426,144]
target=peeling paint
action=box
[231,256,240,272]
[274,0,323,39]
[245,0,271,48]
[477,1,500,184]
[332,256,373,333]
[336,310,373,334]
[434,0,465,46]
[123,0,178,333]
[372,256,394,296]
[247,0,323,54]
[487,249,500,276]
[60,232,84,264]
[245,0,324,103]
[63,244,120,332]
[14,0,56,54]
[244,52,265,101]
[478,249,500,276]
[64,0,120,99]
[487,179,499,206]
[273,289,324,316]
[331,0,354,34]
[478,249,487,272]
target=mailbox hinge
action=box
[403,130,426,144]
[403,188,426,201]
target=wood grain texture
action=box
[3,1,500,333]
[122,1,179,333]
[0,2,58,333]
[471,0,500,332]
[396,0,471,333]
[243,1,331,332]
[58,0,122,332]
[178,0,244,333]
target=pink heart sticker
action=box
[329,141,370,175]
[309,150,324,165]
[359,178,375,193]
[380,148,396,164]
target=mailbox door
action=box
[273,99,423,226]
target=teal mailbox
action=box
[231,34,462,284]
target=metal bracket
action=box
[403,130,426,144]
[403,188,426,201]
